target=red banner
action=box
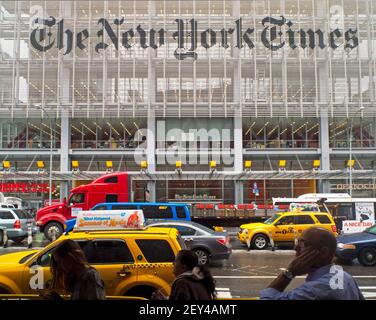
[0,183,55,193]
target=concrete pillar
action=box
[146,1,157,202]
[235,181,244,205]
[232,0,243,203]
[147,181,156,202]
[319,72,331,193]
[231,0,241,103]
[315,0,331,193]
[234,115,243,173]
[58,1,72,201]
[60,115,70,200]
[234,115,244,203]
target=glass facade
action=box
[1,0,376,206]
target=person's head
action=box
[173,250,216,299]
[295,227,337,267]
[50,239,89,291]
[173,250,198,277]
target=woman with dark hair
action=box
[44,239,105,300]
[153,250,216,300]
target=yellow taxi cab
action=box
[0,210,183,299]
[238,203,338,250]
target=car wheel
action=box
[252,234,268,250]
[194,249,210,265]
[125,285,157,299]
[358,248,376,266]
[44,222,63,241]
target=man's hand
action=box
[265,248,321,293]
[288,249,321,277]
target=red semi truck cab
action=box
[36,172,130,240]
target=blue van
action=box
[64,202,191,232]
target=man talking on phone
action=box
[260,227,364,300]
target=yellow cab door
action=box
[21,239,93,294]
[293,214,317,238]
[21,246,56,294]
[83,239,138,296]
[132,238,177,297]
[272,215,295,242]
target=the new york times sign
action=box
[30,16,358,60]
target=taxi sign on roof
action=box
[75,210,145,231]
[289,203,320,212]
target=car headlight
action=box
[337,243,356,249]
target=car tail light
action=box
[14,220,21,229]
[331,225,337,233]
[217,237,229,245]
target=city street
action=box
[1,233,375,299]
[211,249,376,299]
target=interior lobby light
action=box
[140,160,148,174]
[210,160,217,173]
[279,160,286,172]
[36,161,45,169]
[2,161,11,169]
[175,160,182,174]
[313,160,320,168]
[244,160,252,171]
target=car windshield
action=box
[13,209,33,219]
[365,225,376,235]
[264,214,281,225]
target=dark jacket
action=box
[169,270,213,300]
[70,267,105,300]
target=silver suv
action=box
[0,208,38,244]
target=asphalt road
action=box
[0,233,375,299]
[211,236,376,299]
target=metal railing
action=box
[243,140,319,149]
[156,141,234,150]
[70,140,145,149]
[1,140,60,149]
[330,140,376,148]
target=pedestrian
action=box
[152,250,216,300]
[260,226,364,300]
[41,239,105,300]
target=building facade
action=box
[1,0,376,208]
